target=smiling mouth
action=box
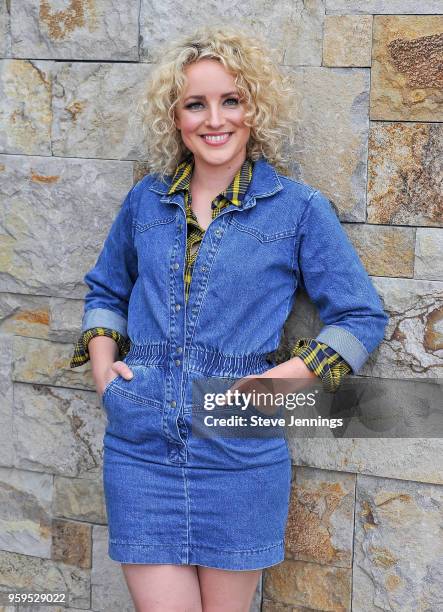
[201,133,233,144]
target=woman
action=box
[70,25,388,612]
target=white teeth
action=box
[203,133,230,142]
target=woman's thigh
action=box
[197,566,262,612]
[121,563,202,612]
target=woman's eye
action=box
[185,98,239,110]
[185,102,203,109]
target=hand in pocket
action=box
[99,360,133,397]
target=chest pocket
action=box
[228,216,298,243]
[133,214,177,234]
[133,215,177,274]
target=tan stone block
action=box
[51,519,91,569]
[0,60,53,155]
[53,476,106,524]
[353,475,443,611]
[343,224,415,277]
[0,549,90,608]
[263,559,351,610]
[371,16,443,121]
[367,122,443,226]
[285,467,355,568]
[415,228,443,281]
[323,15,372,67]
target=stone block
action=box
[326,0,443,14]
[263,558,351,610]
[343,223,415,277]
[51,519,91,569]
[0,466,52,558]
[0,333,13,467]
[51,62,152,159]
[0,549,90,609]
[288,438,443,485]
[0,60,53,155]
[53,475,106,525]
[323,15,372,67]
[371,16,443,121]
[365,277,443,378]
[287,67,370,221]
[10,0,139,61]
[353,474,443,611]
[0,154,133,298]
[139,0,324,66]
[415,228,443,281]
[13,381,105,478]
[285,466,355,568]
[368,122,443,226]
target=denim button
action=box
[175,359,181,366]
[201,265,208,272]
[170,400,177,408]
[177,347,183,354]
[175,304,181,311]
[173,262,179,270]
[215,229,222,236]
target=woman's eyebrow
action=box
[184,91,238,102]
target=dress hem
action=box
[108,540,285,571]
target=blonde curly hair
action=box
[138,24,298,182]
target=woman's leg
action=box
[197,566,262,612]
[121,563,203,612]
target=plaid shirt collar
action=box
[167,154,253,208]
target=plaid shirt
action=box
[70,155,351,391]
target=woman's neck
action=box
[190,152,247,196]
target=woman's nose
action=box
[205,103,225,128]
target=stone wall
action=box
[0,1,442,611]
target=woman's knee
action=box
[121,563,203,612]
[197,566,262,612]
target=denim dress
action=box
[82,157,388,570]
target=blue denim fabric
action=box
[83,156,388,568]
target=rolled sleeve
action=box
[81,186,138,337]
[296,190,389,374]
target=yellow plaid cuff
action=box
[70,327,131,368]
[291,337,351,393]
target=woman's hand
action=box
[220,358,319,415]
[98,360,134,396]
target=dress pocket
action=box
[102,365,165,444]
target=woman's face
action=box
[174,59,251,170]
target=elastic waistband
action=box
[124,342,272,377]
[124,342,170,366]
[186,346,271,377]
